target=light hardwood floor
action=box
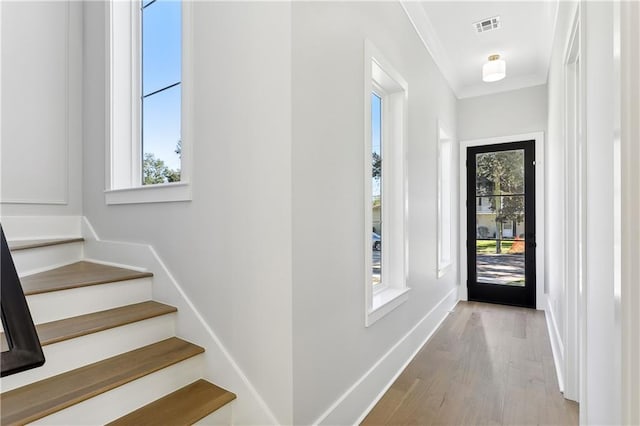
[362,301,578,425]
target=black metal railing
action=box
[1,224,45,376]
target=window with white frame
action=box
[141,0,181,185]
[371,91,383,288]
[106,0,191,204]
[437,124,453,277]
[364,41,409,326]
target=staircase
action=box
[1,237,236,425]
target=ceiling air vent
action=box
[474,16,501,33]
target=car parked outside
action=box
[372,232,381,251]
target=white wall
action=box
[457,84,547,142]
[620,3,640,423]
[82,2,293,424]
[583,2,621,424]
[545,0,578,401]
[548,1,628,423]
[291,2,458,424]
[0,1,83,216]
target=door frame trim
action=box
[458,132,545,310]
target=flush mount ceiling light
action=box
[482,54,506,82]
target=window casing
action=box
[364,41,409,326]
[105,0,192,204]
[437,123,453,277]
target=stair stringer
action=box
[81,217,279,426]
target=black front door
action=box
[467,141,536,308]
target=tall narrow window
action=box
[437,125,453,277]
[107,0,191,204]
[141,0,182,185]
[372,92,382,287]
[364,41,409,326]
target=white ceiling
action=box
[413,1,558,99]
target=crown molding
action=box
[400,1,461,98]
[401,1,557,100]
[457,73,547,99]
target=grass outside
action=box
[476,240,522,254]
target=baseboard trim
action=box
[81,217,280,425]
[545,296,565,393]
[313,287,459,425]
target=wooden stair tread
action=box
[107,379,236,426]
[0,301,177,351]
[0,337,204,426]
[8,237,84,251]
[20,261,153,295]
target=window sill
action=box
[105,182,192,205]
[366,286,410,327]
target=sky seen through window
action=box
[142,0,181,172]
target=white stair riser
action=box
[31,355,205,425]
[195,402,234,425]
[1,216,81,240]
[27,278,153,324]
[2,314,176,392]
[13,243,83,276]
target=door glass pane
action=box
[372,93,382,286]
[476,151,525,286]
[475,149,524,196]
